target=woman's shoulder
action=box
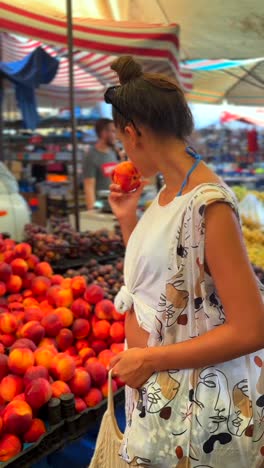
[187,182,238,215]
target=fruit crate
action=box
[0,421,65,468]
[63,387,124,443]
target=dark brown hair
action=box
[95,118,113,138]
[109,56,193,140]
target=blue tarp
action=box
[0,47,59,130]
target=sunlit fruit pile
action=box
[24,222,124,263]
[0,236,125,461]
[241,216,264,270]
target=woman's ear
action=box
[124,125,138,149]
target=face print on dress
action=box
[230,379,253,437]
[141,371,180,419]
[166,273,189,327]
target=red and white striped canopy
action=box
[0,2,192,106]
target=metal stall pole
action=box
[66,0,80,231]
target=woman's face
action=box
[116,126,157,178]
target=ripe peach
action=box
[3,400,32,434]
[71,276,86,298]
[85,361,107,387]
[112,307,125,321]
[0,355,8,380]
[38,337,56,348]
[34,262,53,278]
[75,339,89,352]
[24,306,43,322]
[46,285,60,306]
[34,346,57,369]
[0,375,24,401]
[3,250,15,264]
[4,239,16,250]
[68,369,91,396]
[98,349,115,369]
[61,278,72,289]
[0,283,6,297]
[23,289,33,298]
[0,313,18,334]
[84,285,104,305]
[22,272,36,290]
[110,322,125,343]
[25,378,52,409]
[20,321,45,345]
[8,301,24,312]
[0,334,15,347]
[101,379,118,398]
[110,343,125,354]
[23,297,39,308]
[0,263,12,282]
[31,276,51,296]
[64,346,77,357]
[39,300,54,317]
[50,353,76,381]
[79,347,95,363]
[0,434,22,461]
[75,397,87,413]
[84,388,103,408]
[0,343,4,354]
[72,355,82,368]
[112,161,141,192]
[42,314,63,337]
[51,381,71,398]
[91,339,107,355]
[24,366,49,387]
[95,299,114,320]
[54,288,73,308]
[93,320,111,340]
[6,275,22,294]
[11,338,37,353]
[8,348,35,375]
[56,328,74,351]
[51,275,64,285]
[23,418,46,443]
[54,307,73,327]
[72,319,90,340]
[27,254,40,270]
[13,393,26,402]
[14,243,32,259]
[71,298,91,319]
[11,258,28,277]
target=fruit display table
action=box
[0,236,125,465]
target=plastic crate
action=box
[64,388,124,443]
[0,421,64,468]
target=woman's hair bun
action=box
[111,56,143,85]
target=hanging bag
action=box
[88,370,127,468]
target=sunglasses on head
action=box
[104,86,142,136]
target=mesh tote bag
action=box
[88,370,127,468]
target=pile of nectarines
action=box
[0,235,125,461]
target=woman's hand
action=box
[109,347,154,388]
[108,180,148,221]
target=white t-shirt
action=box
[115,186,200,333]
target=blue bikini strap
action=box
[177,146,201,197]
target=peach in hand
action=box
[112,161,141,192]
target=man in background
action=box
[83,118,119,210]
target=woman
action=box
[106,56,264,467]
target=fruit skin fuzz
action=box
[112,161,141,193]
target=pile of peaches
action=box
[0,236,125,462]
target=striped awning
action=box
[0,2,192,106]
